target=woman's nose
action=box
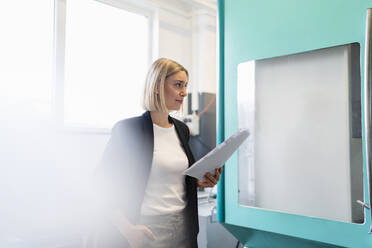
[180,88,187,97]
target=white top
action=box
[140,123,189,216]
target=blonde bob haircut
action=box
[142,58,188,113]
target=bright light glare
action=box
[0,1,58,245]
[64,0,149,128]
[0,0,53,116]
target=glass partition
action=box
[237,43,364,223]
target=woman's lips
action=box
[176,99,183,104]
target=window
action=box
[63,0,151,129]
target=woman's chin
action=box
[166,105,182,112]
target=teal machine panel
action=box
[217,0,372,247]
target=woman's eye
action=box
[175,83,182,87]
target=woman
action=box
[94,58,222,248]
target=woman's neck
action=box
[150,111,172,128]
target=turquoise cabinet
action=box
[217,0,372,247]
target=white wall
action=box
[151,0,217,112]
[192,9,217,94]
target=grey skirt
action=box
[139,210,197,248]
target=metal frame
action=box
[364,8,372,233]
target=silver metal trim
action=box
[364,8,372,233]
[357,200,370,210]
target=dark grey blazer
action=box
[94,111,198,248]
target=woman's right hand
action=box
[109,209,155,248]
[121,224,156,248]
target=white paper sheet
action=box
[183,129,249,181]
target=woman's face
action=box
[163,71,188,112]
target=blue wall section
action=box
[218,0,372,247]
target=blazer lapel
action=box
[170,116,195,167]
[142,111,154,169]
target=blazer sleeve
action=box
[94,118,148,224]
[94,121,130,213]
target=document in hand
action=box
[183,129,249,181]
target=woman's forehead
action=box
[168,71,188,81]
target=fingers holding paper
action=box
[197,167,223,188]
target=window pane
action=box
[64,0,149,128]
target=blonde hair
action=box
[142,58,188,113]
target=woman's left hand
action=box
[197,167,223,188]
